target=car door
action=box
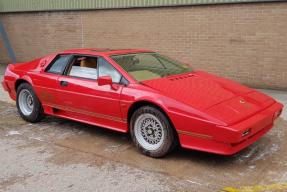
[56,55,126,131]
[33,54,73,107]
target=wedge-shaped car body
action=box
[2,49,283,157]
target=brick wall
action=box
[1,2,287,89]
[0,36,10,64]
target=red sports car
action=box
[2,48,283,157]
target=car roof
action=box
[61,48,154,56]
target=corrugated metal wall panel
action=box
[0,0,285,12]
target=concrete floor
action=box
[0,65,287,192]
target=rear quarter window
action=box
[45,55,72,74]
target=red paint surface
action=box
[2,48,284,155]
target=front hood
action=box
[142,71,275,125]
[205,92,274,125]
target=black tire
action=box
[130,106,177,158]
[16,83,44,123]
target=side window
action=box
[98,57,122,83]
[66,56,98,80]
[46,55,72,74]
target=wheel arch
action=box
[15,79,31,92]
[127,100,178,137]
[14,74,34,92]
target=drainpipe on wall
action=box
[0,20,16,63]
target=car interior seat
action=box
[80,58,97,68]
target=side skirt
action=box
[43,105,128,133]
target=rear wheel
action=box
[130,106,177,158]
[16,83,44,123]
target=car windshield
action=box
[110,52,192,81]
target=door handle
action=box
[60,81,69,87]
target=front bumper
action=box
[178,102,283,155]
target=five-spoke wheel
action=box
[18,89,34,116]
[16,83,44,122]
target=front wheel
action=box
[130,106,177,158]
[16,83,44,123]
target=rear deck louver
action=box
[168,74,193,81]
